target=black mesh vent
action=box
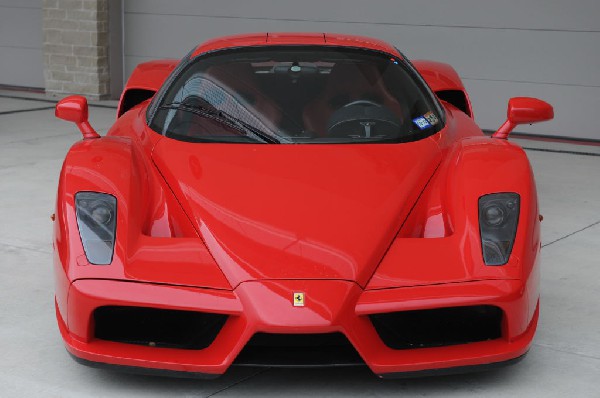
[234,333,364,367]
[370,305,502,350]
[94,306,227,350]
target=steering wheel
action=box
[326,100,402,138]
[342,99,381,108]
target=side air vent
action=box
[118,88,155,117]
[436,89,472,117]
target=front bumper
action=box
[57,278,538,377]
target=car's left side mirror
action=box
[55,95,100,139]
[492,97,554,139]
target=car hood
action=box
[152,137,441,287]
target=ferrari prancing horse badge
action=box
[293,292,305,307]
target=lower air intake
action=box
[94,306,227,350]
[234,333,364,367]
[370,305,503,350]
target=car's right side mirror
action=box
[492,97,554,139]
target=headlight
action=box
[478,193,520,266]
[75,192,117,265]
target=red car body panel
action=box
[191,32,400,58]
[57,278,537,375]
[116,60,177,117]
[412,60,473,117]
[152,136,441,287]
[53,33,544,378]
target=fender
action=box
[53,137,231,326]
[364,136,540,338]
[441,136,541,329]
[54,137,149,322]
[441,137,540,283]
[368,136,539,289]
[117,59,178,117]
[413,60,473,118]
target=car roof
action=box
[190,32,402,58]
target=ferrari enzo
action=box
[52,33,553,378]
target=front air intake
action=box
[234,333,364,367]
[94,306,227,350]
[370,305,503,350]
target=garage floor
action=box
[1,93,599,397]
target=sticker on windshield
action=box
[424,111,439,126]
[412,116,431,130]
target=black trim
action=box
[483,128,600,144]
[234,361,364,368]
[0,84,44,93]
[378,352,528,379]
[0,106,55,116]
[0,93,117,109]
[521,147,600,157]
[480,130,600,157]
[69,350,528,379]
[68,352,221,379]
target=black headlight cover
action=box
[478,193,520,266]
[75,192,117,265]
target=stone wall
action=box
[43,0,110,99]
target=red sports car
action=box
[53,33,553,378]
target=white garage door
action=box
[0,0,44,88]
[123,0,600,140]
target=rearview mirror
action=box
[55,95,100,139]
[492,97,554,139]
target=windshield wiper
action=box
[159,103,281,144]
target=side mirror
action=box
[55,95,100,139]
[492,97,554,139]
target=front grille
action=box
[94,306,227,350]
[370,305,503,350]
[234,333,364,367]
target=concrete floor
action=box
[1,93,599,397]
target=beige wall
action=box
[42,0,111,100]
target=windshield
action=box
[149,46,443,144]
